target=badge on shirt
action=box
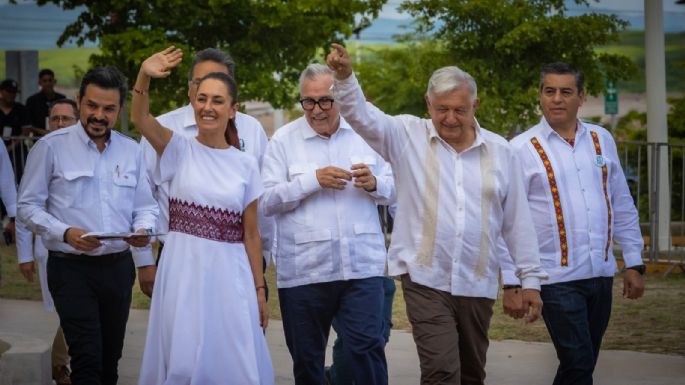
[595,155,605,167]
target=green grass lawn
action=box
[2,241,684,355]
[597,31,685,93]
[0,48,99,88]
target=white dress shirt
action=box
[141,104,274,261]
[261,115,395,288]
[506,118,643,285]
[333,73,546,299]
[17,123,158,266]
[0,142,17,217]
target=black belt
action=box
[48,249,132,263]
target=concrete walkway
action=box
[1,298,684,385]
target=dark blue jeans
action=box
[329,277,396,385]
[541,277,613,385]
[279,277,388,385]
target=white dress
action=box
[139,134,274,385]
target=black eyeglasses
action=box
[299,97,335,111]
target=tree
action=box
[357,0,636,135]
[26,0,385,114]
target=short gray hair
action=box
[299,63,334,95]
[426,66,477,102]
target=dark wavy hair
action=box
[197,72,240,149]
[79,66,128,106]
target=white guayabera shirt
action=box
[333,73,547,299]
[261,115,395,288]
[504,118,643,286]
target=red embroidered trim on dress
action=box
[590,131,612,261]
[531,137,569,266]
[168,198,243,243]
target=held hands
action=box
[141,46,183,78]
[351,163,377,192]
[503,287,543,323]
[326,43,353,80]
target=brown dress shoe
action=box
[52,365,72,385]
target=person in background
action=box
[1,135,18,275]
[0,78,31,187]
[16,98,78,385]
[26,69,67,137]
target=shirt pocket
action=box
[294,229,333,275]
[350,222,385,272]
[113,169,138,203]
[287,162,318,225]
[288,162,318,179]
[63,170,95,208]
[349,155,377,174]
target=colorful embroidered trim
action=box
[530,137,568,266]
[591,131,612,261]
[168,198,243,243]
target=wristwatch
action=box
[626,264,646,275]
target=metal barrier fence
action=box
[617,140,685,272]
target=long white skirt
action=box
[138,232,274,385]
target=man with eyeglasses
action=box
[16,97,78,385]
[261,63,395,385]
[139,48,274,297]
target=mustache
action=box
[87,117,109,126]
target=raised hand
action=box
[141,46,183,78]
[326,43,353,80]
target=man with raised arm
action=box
[327,44,547,385]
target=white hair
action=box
[426,66,478,101]
[299,63,334,95]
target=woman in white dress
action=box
[131,47,273,385]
